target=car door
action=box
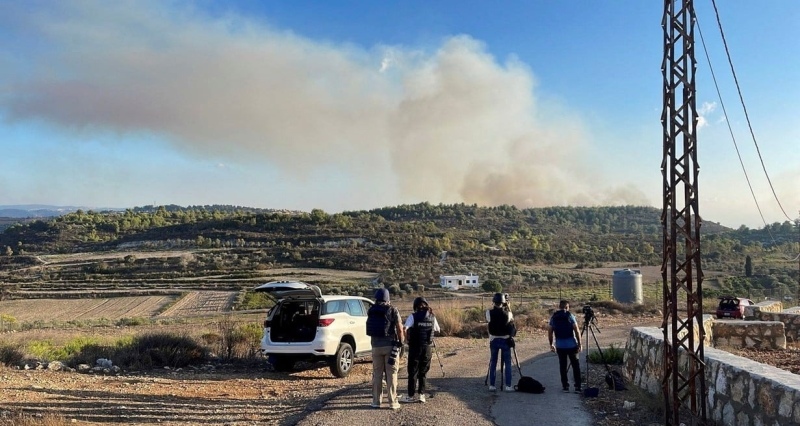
[347,299,371,353]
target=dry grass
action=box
[434,298,554,338]
[0,412,70,426]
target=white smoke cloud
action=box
[697,101,717,129]
[0,1,649,210]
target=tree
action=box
[482,280,502,293]
[745,255,753,277]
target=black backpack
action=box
[366,304,396,337]
[605,369,627,391]
[515,376,545,394]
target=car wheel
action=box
[329,342,354,378]
[271,356,295,372]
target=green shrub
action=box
[27,337,103,361]
[463,306,485,323]
[117,317,148,327]
[113,333,207,369]
[0,343,24,367]
[66,343,114,366]
[26,340,56,360]
[231,322,263,359]
[587,343,625,365]
[237,291,274,310]
[0,313,18,332]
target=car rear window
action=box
[322,299,368,316]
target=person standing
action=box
[486,292,515,392]
[548,300,583,393]
[366,288,405,410]
[401,297,440,403]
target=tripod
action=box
[580,311,614,388]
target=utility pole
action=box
[662,0,707,425]
[796,212,799,306]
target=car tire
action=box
[329,342,354,378]
[271,356,295,372]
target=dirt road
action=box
[0,315,653,425]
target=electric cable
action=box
[710,0,794,222]
[695,17,776,245]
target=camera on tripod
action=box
[582,305,595,322]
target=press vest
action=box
[366,303,396,338]
[408,310,434,346]
[488,307,513,336]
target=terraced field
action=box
[157,291,239,317]
[0,295,179,322]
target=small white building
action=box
[440,274,480,290]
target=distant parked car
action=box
[715,296,754,319]
[255,281,374,378]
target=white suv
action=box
[255,281,374,378]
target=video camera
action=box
[582,305,595,323]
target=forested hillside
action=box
[0,203,797,299]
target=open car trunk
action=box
[268,299,321,343]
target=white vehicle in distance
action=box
[255,280,374,378]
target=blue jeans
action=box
[488,337,512,387]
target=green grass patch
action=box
[587,343,625,365]
[26,336,103,361]
[236,290,274,310]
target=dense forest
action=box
[0,203,797,300]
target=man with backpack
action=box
[401,297,440,403]
[486,292,516,392]
[367,288,405,410]
[548,300,583,393]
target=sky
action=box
[0,0,797,229]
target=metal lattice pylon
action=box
[661,0,707,425]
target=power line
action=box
[710,0,794,223]
[696,23,771,228]
[695,19,776,244]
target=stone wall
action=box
[712,320,786,349]
[753,310,800,345]
[625,326,800,425]
[744,300,782,318]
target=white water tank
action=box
[612,269,643,304]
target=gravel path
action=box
[296,316,644,426]
[0,315,655,425]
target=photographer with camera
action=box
[548,300,582,394]
[486,292,516,392]
[367,288,405,410]
[401,297,440,403]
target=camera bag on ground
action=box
[511,343,545,394]
[605,369,627,391]
[515,375,545,393]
